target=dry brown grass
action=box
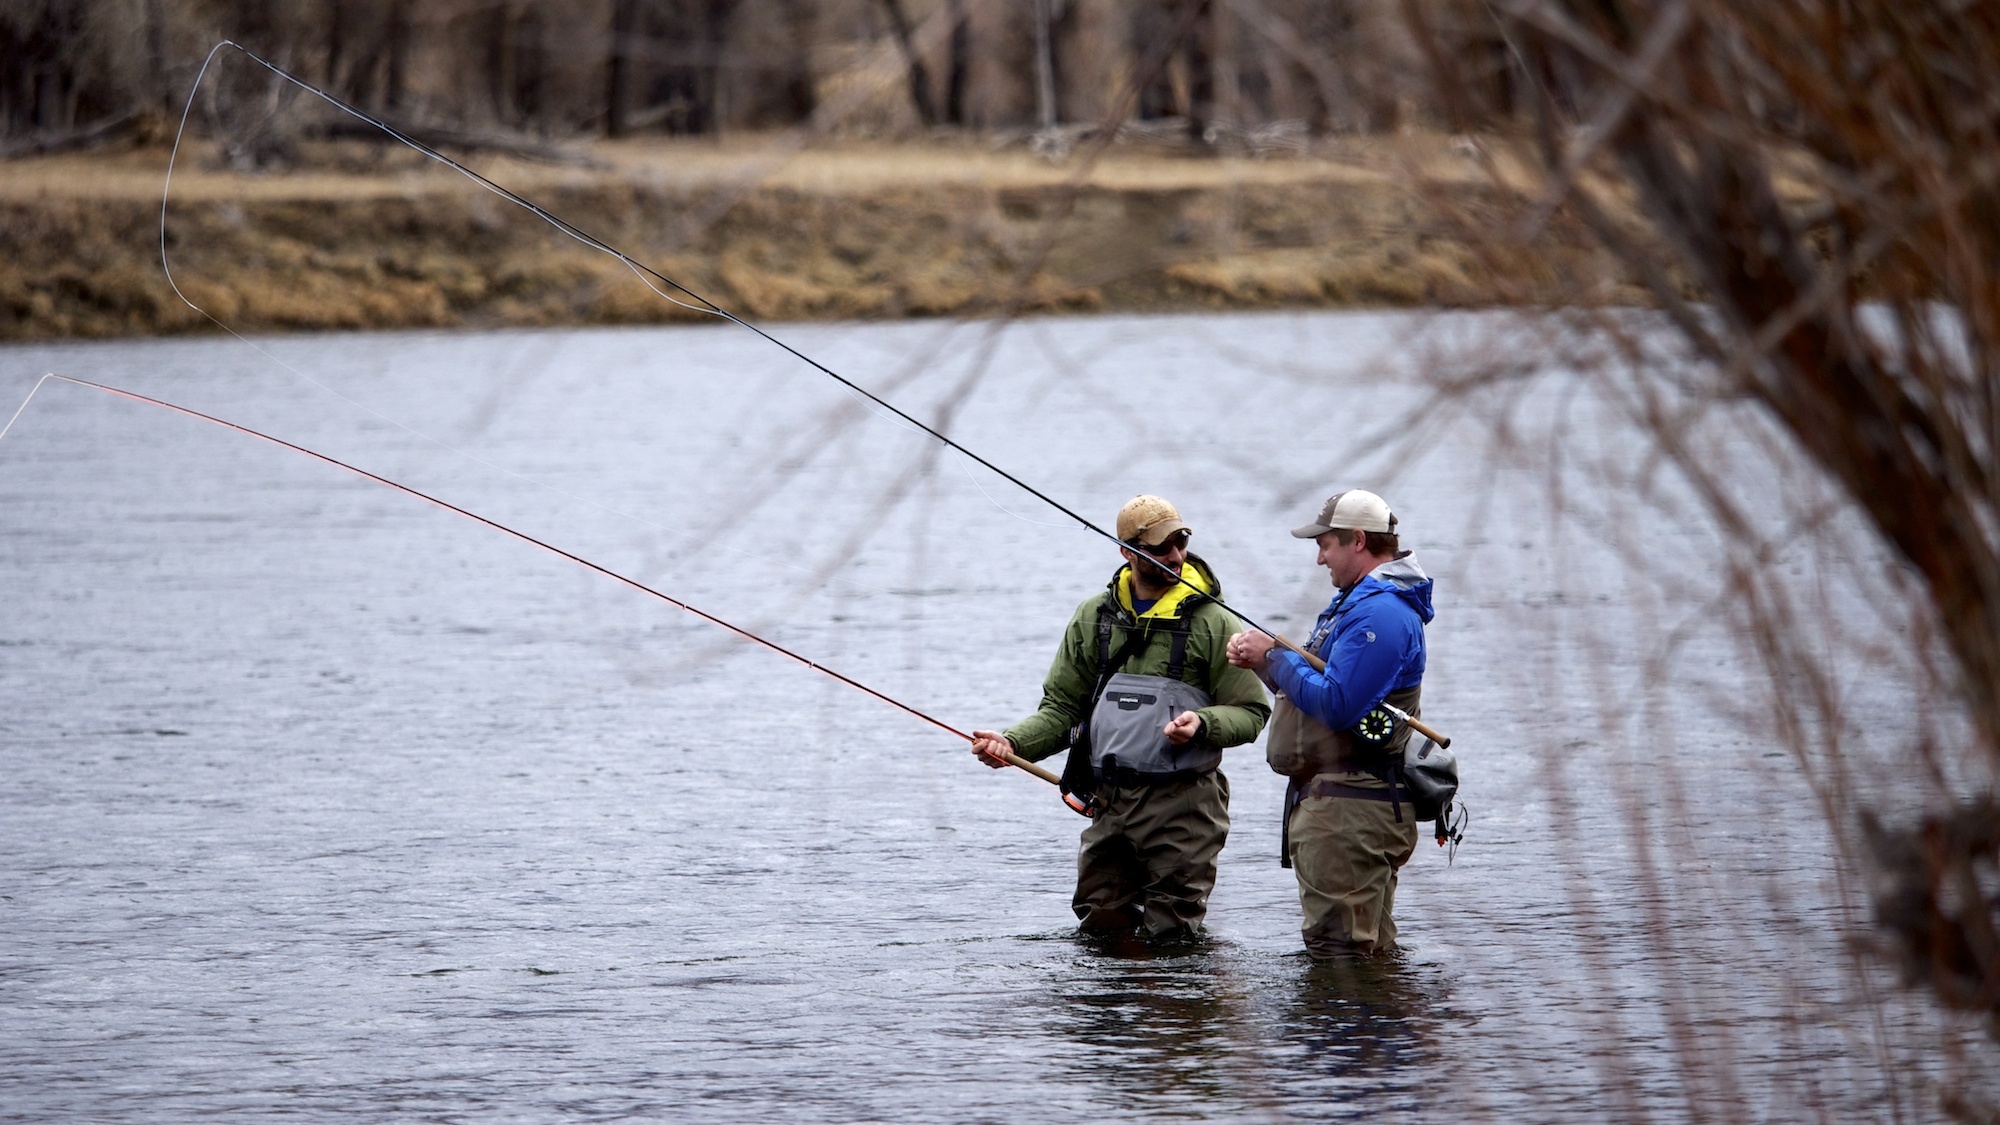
[0,133,1618,339]
[0,135,1443,205]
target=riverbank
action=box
[1,134,1634,339]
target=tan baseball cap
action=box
[1292,489,1396,537]
[1117,494,1190,546]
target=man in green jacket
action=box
[972,495,1271,938]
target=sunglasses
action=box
[1130,531,1191,557]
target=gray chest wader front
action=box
[1090,672,1216,785]
[1268,683,1424,867]
[1057,602,1218,815]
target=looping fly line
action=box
[164,42,1121,551]
[165,41,1308,644]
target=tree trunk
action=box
[384,0,408,111]
[1184,0,1215,142]
[607,0,639,137]
[1032,0,1056,128]
[145,0,171,115]
[944,0,969,125]
[877,0,938,127]
[515,7,546,130]
[325,0,347,93]
[1129,0,1182,121]
[700,0,731,135]
[781,0,817,123]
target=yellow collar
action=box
[1115,561,1215,619]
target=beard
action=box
[1131,555,1185,595]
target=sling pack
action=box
[1268,683,1424,780]
[1281,728,1461,863]
[1338,695,1459,824]
[1399,735,1457,823]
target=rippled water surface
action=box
[1,313,1980,1121]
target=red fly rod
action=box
[7,374,1062,790]
[159,44,1454,753]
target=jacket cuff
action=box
[1264,647,1296,688]
[1001,726,1045,762]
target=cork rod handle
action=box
[1272,635,1454,749]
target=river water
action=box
[1,312,1989,1121]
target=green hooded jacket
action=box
[1004,553,1272,762]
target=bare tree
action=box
[5,0,1521,143]
[1408,0,2000,1031]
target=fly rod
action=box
[1264,641,1451,748]
[171,42,1135,553]
[166,47,1287,637]
[168,44,1452,749]
[11,374,1062,789]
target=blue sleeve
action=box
[1268,602,1419,731]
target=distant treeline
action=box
[3,0,1516,147]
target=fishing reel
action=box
[1062,789,1107,818]
[1348,706,1399,747]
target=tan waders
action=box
[1286,773,1418,957]
[1073,770,1230,937]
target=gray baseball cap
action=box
[1292,489,1396,537]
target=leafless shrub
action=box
[1403,0,2000,1062]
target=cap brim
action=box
[1133,518,1190,546]
[1291,523,1331,539]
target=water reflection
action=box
[1042,936,1446,1115]
[1275,955,1443,1098]
[2,315,1925,1119]
[1051,937,1243,1104]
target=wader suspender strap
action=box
[1065,599,1204,798]
[1281,581,1387,865]
[1095,602,1195,684]
[1091,604,1154,687]
[1281,778,1301,869]
[1060,603,1154,807]
[1086,603,1190,711]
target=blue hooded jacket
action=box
[1266,554,1434,731]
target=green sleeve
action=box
[1190,607,1271,748]
[1002,601,1101,762]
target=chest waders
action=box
[1272,584,1460,865]
[1057,600,1217,817]
[1276,682,1427,866]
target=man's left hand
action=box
[1226,630,1276,670]
[1163,711,1204,745]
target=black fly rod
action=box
[170,44,1451,748]
[165,47,1253,618]
[9,374,1064,788]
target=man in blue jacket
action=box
[1227,489,1434,957]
